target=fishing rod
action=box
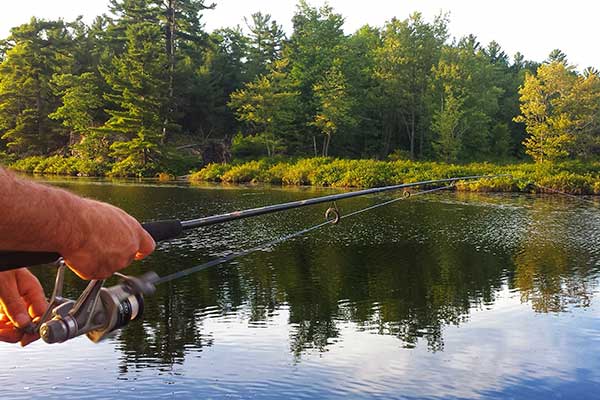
[0,174,506,344]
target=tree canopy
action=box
[1,1,599,175]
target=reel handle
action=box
[0,219,183,270]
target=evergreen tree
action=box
[229,59,300,157]
[0,18,73,155]
[244,12,285,80]
[100,0,169,175]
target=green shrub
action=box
[74,158,109,176]
[109,157,159,177]
[189,163,233,182]
[221,160,272,183]
[281,157,331,185]
[11,156,45,172]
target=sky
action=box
[0,0,598,69]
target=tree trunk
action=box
[409,111,415,159]
[163,0,176,144]
[323,134,331,157]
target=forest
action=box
[1,0,600,179]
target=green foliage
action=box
[1,2,600,178]
[11,156,46,172]
[311,61,356,156]
[10,155,109,176]
[101,4,169,176]
[189,162,233,182]
[0,18,72,155]
[231,132,269,159]
[244,12,285,80]
[515,62,577,162]
[221,160,270,183]
[229,59,299,157]
[188,157,600,194]
[49,72,105,133]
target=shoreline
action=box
[10,156,600,195]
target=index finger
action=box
[16,270,47,318]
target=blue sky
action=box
[1,0,598,69]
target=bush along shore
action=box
[189,158,600,194]
[8,155,600,194]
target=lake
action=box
[2,178,600,399]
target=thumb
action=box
[135,228,156,261]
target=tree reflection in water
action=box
[36,184,598,370]
[512,197,597,313]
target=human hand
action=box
[0,268,47,346]
[59,199,156,280]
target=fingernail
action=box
[14,313,31,328]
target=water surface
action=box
[2,178,600,399]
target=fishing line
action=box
[532,183,598,206]
[154,185,452,285]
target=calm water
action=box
[2,178,600,399]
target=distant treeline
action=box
[1,0,599,176]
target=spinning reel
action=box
[29,260,157,344]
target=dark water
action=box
[3,178,600,399]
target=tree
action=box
[100,0,169,175]
[156,0,213,140]
[374,13,448,158]
[429,38,503,161]
[244,12,285,81]
[0,18,73,155]
[285,0,347,152]
[547,49,568,64]
[431,91,464,162]
[339,25,382,157]
[514,62,578,162]
[49,72,105,153]
[229,59,299,157]
[311,61,356,156]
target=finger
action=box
[0,278,31,328]
[135,228,156,260]
[0,322,22,343]
[19,332,39,347]
[15,270,47,318]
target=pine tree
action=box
[229,59,299,157]
[244,12,285,80]
[100,0,169,175]
[0,18,72,155]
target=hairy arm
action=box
[0,169,155,279]
[0,168,84,253]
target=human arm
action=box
[0,168,155,279]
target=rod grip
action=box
[0,252,61,271]
[0,219,183,271]
[141,219,183,242]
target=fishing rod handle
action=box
[0,219,183,271]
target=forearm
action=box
[0,168,86,254]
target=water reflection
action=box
[13,181,600,399]
[512,198,598,313]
